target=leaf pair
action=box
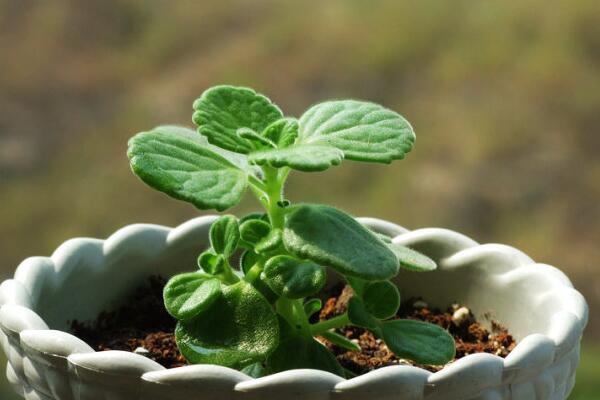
[127,85,416,212]
[198,215,239,276]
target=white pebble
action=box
[413,300,428,309]
[452,306,470,326]
[133,347,150,356]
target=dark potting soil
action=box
[317,284,516,374]
[70,277,516,373]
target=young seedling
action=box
[127,85,455,377]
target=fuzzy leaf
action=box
[248,145,344,172]
[262,255,326,299]
[254,228,283,254]
[298,100,415,163]
[381,319,455,365]
[193,85,283,154]
[363,280,401,320]
[127,126,248,211]
[175,281,279,368]
[347,296,380,331]
[197,251,226,275]
[237,128,276,148]
[239,250,278,303]
[163,272,221,321]
[283,204,399,280]
[240,219,271,246]
[209,215,240,257]
[388,243,437,272]
[262,118,299,148]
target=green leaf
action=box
[374,232,393,244]
[262,118,299,148]
[388,243,437,272]
[237,128,276,148]
[175,281,279,369]
[193,85,283,154]
[239,250,278,303]
[240,250,260,275]
[381,319,455,365]
[240,362,266,378]
[239,212,269,224]
[320,330,361,352]
[127,126,248,211]
[248,144,344,172]
[298,100,415,163]
[254,228,283,254]
[197,251,226,275]
[347,296,380,332]
[266,318,344,376]
[262,255,326,299]
[239,219,271,246]
[163,272,221,320]
[303,298,322,318]
[363,280,400,320]
[209,215,240,257]
[283,204,399,280]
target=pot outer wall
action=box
[0,216,588,400]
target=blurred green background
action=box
[0,1,598,398]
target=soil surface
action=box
[70,277,516,373]
[70,276,186,368]
[317,284,516,374]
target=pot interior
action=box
[31,219,559,342]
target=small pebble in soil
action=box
[451,306,471,326]
[412,300,429,309]
[133,347,150,356]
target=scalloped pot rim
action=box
[0,216,588,400]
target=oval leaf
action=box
[127,126,248,211]
[388,243,437,272]
[209,215,240,257]
[240,219,271,246]
[255,228,283,254]
[197,251,226,275]
[347,296,380,331]
[363,280,400,320]
[163,272,221,320]
[381,319,456,365]
[262,255,326,299]
[175,281,279,368]
[249,144,344,172]
[193,85,283,154]
[299,100,415,163]
[283,204,398,280]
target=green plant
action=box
[127,85,455,377]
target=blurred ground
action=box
[0,1,598,397]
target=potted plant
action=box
[0,86,587,400]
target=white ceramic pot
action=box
[0,217,587,400]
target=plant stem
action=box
[262,166,286,229]
[310,313,351,335]
[244,263,263,285]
